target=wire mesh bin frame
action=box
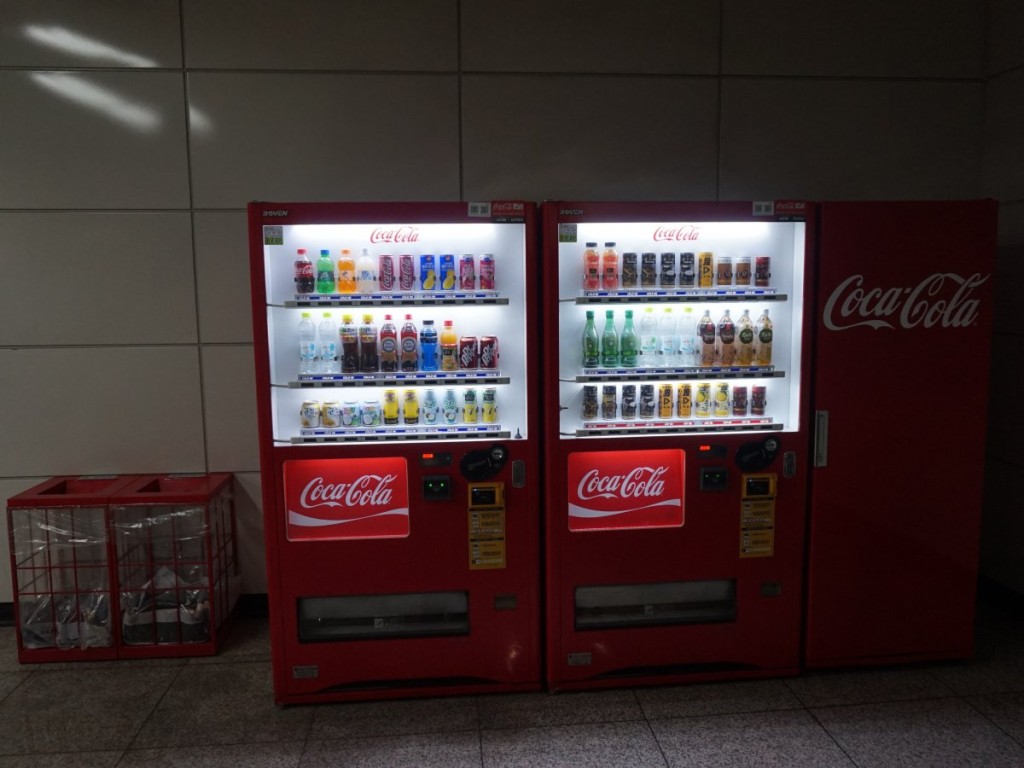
[108,473,241,659]
[6,475,133,663]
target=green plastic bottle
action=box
[601,309,619,368]
[582,310,600,368]
[316,249,335,294]
[620,309,638,367]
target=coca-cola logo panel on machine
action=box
[283,458,410,540]
[567,449,685,531]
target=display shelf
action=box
[288,371,509,388]
[572,288,784,304]
[284,291,506,308]
[569,418,781,437]
[571,367,782,382]
[289,425,513,443]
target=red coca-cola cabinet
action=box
[248,201,542,704]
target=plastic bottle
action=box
[420,319,439,371]
[336,249,356,293]
[379,314,398,373]
[316,249,335,294]
[318,312,340,374]
[340,314,359,373]
[736,309,755,366]
[717,309,736,366]
[601,309,619,368]
[620,309,638,367]
[582,242,600,290]
[639,307,658,362]
[582,310,600,369]
[754,308,773,366]
[698,309,716,367]
[356,248,376,294]
[400,314,419,372]
[294,249,314,295]
[440,320,458,371]
[359,313,378,372]
[659,307,678,365]
[297,312,319,375]
[678,306,697,367]
[601,242,619,290]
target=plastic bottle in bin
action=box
[297,312,319,375]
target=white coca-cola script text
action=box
[300,474,396,509]
[577,466,669,501]
[370,226,420,244]
[653,225,700,242]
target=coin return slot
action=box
[297,591,469,642]
[575,580,736,630]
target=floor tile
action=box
[120,740,304,767]
[188,615,270,665]
[0,672,30,701]
[0,752,124,768]
[813,697,1024,767]
[481,721,667,768]
[967,691,1024,744]
[131,662,313,749]
[309,695,478,740]
[302,732,481,768]
[636,679,802,720]
[0,666,179,755]
[477,689,642,730]
[651,709,855,768]
[784,667,954,708]
[929,639,1024,696]
[0,629,20,672]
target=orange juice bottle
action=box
[582,242,600,290]
[440,319,458,371]
[601,242,619,289]
[336,249,356,293]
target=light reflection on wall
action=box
[30,72,161,132]
[23,24,157,67]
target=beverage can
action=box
[479,336,499,369]
[698,252,714,288]
[677,384,692,418]
[732,385,748,417]
[422,389,439,425]
[294,249,315,294]
[439,254,456,291]
[482,387,497,423]
[658,383,674,418]
[751,385,767,416]
[695,383,711,418]
[640,252,657,287]
[299,400,320,428]
[458,336,478,369]
[714,383,731,417]
[361,400,381,427]
[382,389,399,425]
[716,256,733,287]
[419,254,437,291]
[660,252,677,288]
[621,253,638,288]
[639,384,656,419]
[620,384,637,420]
[341,401,360,427]
[402,389,419,424]
[399,254,415,291]
[735,256,751,286]
[463,388,478,424]
[601,385,617,420]
[755,256,771,287]
[581,385,598,421]
[479,254,495,290]
[442,388,459,424]
[321,401,342,428]
[459,254,475,290]
[378,255,395,291]
[679,252,696,287]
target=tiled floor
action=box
[1,592,1023,767]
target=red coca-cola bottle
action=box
[294,248,314,294]
[379,314,398,372]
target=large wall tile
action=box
[720,79,983,200]
[462,75,719,201]
[0,213,196,346]
[0,0,181,68]
[989,0,1024,74]
[183,0,456,71]
[194,212,253,345]
[201,345,259,473]
[0,71,190,209]
[462,0,718,75]
[232,472,266,594]
[0,347,206,477]
[723,0,984,78]
[187,73,460,209]
[984,69,1024,201]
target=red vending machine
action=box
[541,201,814,690]
[248,201,541,703]
[804,200,997,668]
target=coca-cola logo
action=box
[577,466,668,501]
[568,450,684,531]
[823,272,989,331]
[653,225,700,242]
[299,474,396,510]
[370,226,420,244]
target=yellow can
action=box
[677,384,692,418]
[698,252,714,288]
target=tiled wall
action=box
[0,1,1014,603]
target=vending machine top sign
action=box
[549,201,808,440]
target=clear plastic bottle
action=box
[336,249,356,293]
[678,306,697,367]
[297,312,319,375]
[659,307,678,365]
[582,310,600,368]
[601,242,619,290]
[754,308,773,366]
[318,312,340,374]
[356,248,376,294]
[379,314,398,373]
[601,310,619,368]
[582,242,600,290]
[620,309,638,367]
[440,320,458,371]
[736,309,755,366]
[400,314,419,372]
[717,309,736,366]
[316,250,335,294]
[639,307,658,362]
[698,309,716,367]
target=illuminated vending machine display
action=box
[541,201,814,690]
[248,201,540,703]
